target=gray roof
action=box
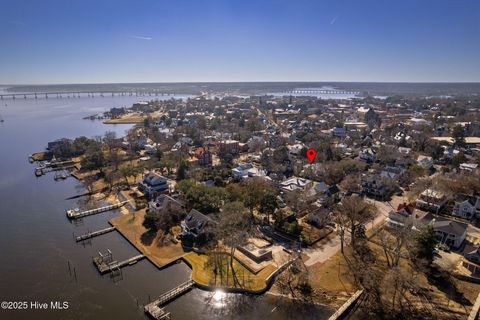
[433,219,467,237]
[143,172,167,187]
[184,209,214,233]
[455,194,478,207]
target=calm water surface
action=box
[0,96,333,320]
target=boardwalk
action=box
[144,280,194,319]
[66,201,129,219]
[75,227,116,242]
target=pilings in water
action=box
[92,250,145,275]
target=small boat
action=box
[54,170,69,180]
[35,167,44,177]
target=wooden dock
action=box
[144,280,194,319]
[75,227,116,242]
[35,164,74,177]
[66,201,128,219]
[93,253,145,275]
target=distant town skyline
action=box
[1,0,479,84]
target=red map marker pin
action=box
[306,148,317,164]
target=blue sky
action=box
[1,0,479,84]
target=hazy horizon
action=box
[3,80,480,87]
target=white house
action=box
[460,163,478,173]
[280,177,313,196]
[287,143,305,158]
[398,147,412,155]
[231,163,267,180]
[452,194,480,219]
[432,219,467,249]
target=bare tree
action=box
[333,196,376,248]
[218,201,251,287]
[378,226,411,269]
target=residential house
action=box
[394,132,411,144]
[304,181,328,202]
[136,135,148,149]
[415,189,447,213]
[380,165,406,180]
[287,143,305,159]
[460,163,478,173]
[138,172,169,199]
[247,136,266,151]
[463,246,480,275]
[144,143,158,155]
[361,175,393,198]
[432,218,467,249]
[306,207,331,228]
[279,177,313,196]
[386,203,415,228]
[331,127,346,137]
[181,209,215,243]
[417,155,433,169]
[191,147,212,166]
[359,148,377,163]
[218,140,240,154]
[398,147,412,156]
[452,194,480,219]
[148,194,185,212]
[231,163,267,180]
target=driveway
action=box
[303,197,394,266]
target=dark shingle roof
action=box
[143,173,167,186]
[184,209,214,232]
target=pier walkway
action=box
[66,201,129,219]
[144,280,194,319]
[93,251,145,274]
[75,227,116,242]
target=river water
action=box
[0,95,333,320]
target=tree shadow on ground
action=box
[426,267,472,307]
[140,229,156,246]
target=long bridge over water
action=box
[283,89,360,95]
[0,90,179,100]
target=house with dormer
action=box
[387,203,416,228]
[138,172,169,199]
[452,194,480,219]
[180,209,216,244]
